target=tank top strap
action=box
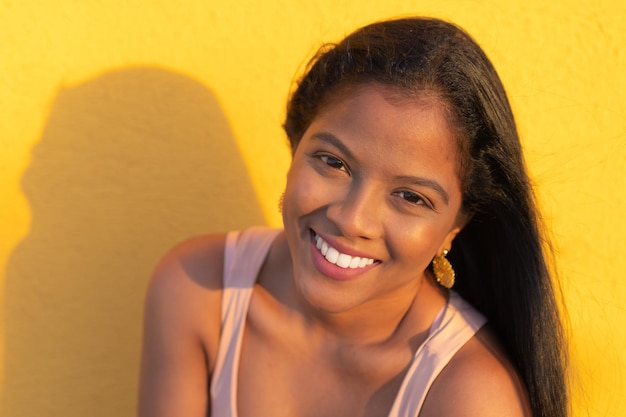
[210,226,282,417]
[387,291,487,417]
[223,226,282,289]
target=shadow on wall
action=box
[3,67,266,417]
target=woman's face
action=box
[282,84,465,314]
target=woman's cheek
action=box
[286,167,328,210]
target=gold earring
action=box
[432,249,455,289]
[278,193,284,213]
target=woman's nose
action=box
[326,181,383,240]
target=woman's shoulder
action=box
[150,232,228,292]
[144,233,229,363]
[139,233,231,416]
[420,326,532,417]
[147,226,283,311]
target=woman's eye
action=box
[319,155,346,171]
[395,190,429,206]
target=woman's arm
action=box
[138,234,226,417]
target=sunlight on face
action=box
[282,84,465,314]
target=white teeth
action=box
[336,253,352,268]
[326,247,339,263]
[321,241,328,255]
[314,234,376,269]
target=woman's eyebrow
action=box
[311,132,355,160]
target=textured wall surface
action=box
[1,1,624,416]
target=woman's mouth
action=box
[314,234,377,269]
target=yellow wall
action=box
[1,1,624,416]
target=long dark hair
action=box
[284,17,568,417]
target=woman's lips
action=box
[309,232,380,281]
[314,234,376,269]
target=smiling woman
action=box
[139,17,568,417]
[282,86,464,315]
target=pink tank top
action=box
[210,227,487,417]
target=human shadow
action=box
[3,67,266,416]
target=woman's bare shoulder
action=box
[419,327,531,417]
[149,233,227,294]
[139,233,228,417]
[144,233,228,366]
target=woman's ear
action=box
[438,211,468,255]
[438,226,462,256]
